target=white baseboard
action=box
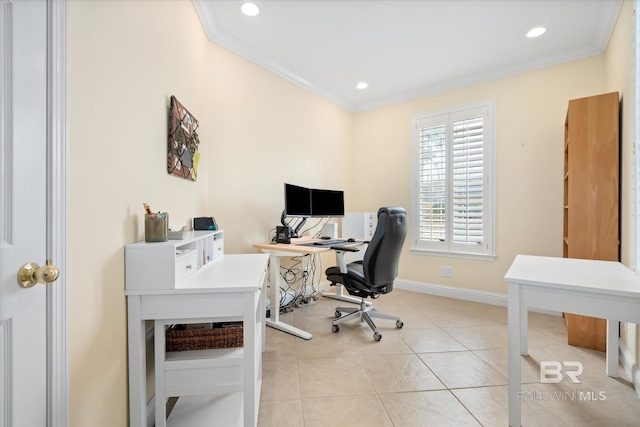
[394,278,508,307]
[146,395,155,427]
[620,340,640,400]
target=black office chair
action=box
[326,207,407,341]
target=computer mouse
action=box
[347,238,356,242]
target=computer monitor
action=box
[284,183,312,217]
[310,188,344,217]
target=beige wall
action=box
[67,1,351,425]
[353,57,606,294]
[605,0,638,375]
[67,0,637,425]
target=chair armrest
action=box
[330,245,360,252]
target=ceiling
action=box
[193,0,622,113]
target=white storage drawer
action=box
[175,251,198,283]
[212,239,224,260]
[125,230,224,291]
[164,349,244,396]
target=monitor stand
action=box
[280,211,306,238]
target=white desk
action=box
[504,255,640,427]
[253,239,365,340]
[126,252,268,427]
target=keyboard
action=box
[298,239,349,247]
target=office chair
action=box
[326,207,407,341]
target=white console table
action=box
[505,255,640,427]
[125,231,268,427]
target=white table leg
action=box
[266,254,312,340]
[520,301,528,356]
[508,283,522,427]
[126,296,147,427]
[606,319,619,377]
[244,292,257,427]
[154,319,167,427]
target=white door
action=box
[0,1,49,425]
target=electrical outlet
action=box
[441,266,453,278]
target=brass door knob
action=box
[18,260,60,288]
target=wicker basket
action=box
[166,323,243,351]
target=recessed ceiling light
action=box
[241,2,260,17]
[356,82,369,90]
[527,27,546,38]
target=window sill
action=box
[410,248,496,261]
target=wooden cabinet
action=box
[563,91,619,351]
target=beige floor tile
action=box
[257,289,640,426]
[575,377,640,424]
[349,329,414,355]
[379,390,481,426]
[302,395,393,427]
[258,399,304,427]
[263,327,298,361]
[399,328,467,353]
[359,354,445,393]
[295,330,358,359]
[519,380,640,427]
[260,359,301,402]
[443,324,508,350]
[382,306,440,329]
[297,357,374,398]
[473,348,542,384]
[291,313,336,334]
[418,351,507,388]
[526,325,568,347]
[452,385,508,427]
[423,308,505,328]
[293,298,337,317]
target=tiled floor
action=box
[258,288,640,426]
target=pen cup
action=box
[145,213,168,242]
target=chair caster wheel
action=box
[332,324,340,333]
[396,320,404,329]
[335,311,341,318]
[373,332,382,341]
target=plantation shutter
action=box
[412,100,493,258]
[417,118,447,243]
[451,114,484,245]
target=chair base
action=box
[332,298,403,341]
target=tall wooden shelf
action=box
[563,91,619,352]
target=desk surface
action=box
[504,255,640,297]
[254,238,339,254]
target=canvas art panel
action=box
[168,95,200,181]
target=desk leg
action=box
[606,319,619,378]
[244,292,258,427]
[127,296,146,427]
[266,254,312,340]
[154,320,167,427]
[520,302,528,356]
[508,283,522,427]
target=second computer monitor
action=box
[310,188,344,217]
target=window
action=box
[411,100,495,259]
